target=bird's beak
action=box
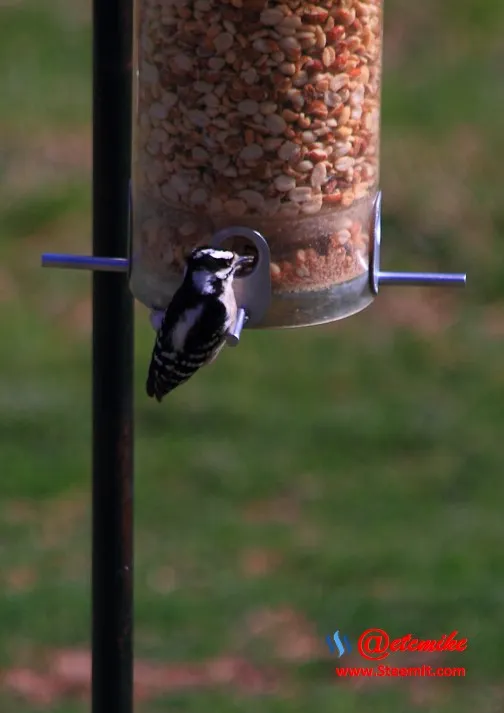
[234,254,255,268]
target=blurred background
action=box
[1,0,504,711]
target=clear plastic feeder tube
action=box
[130,0,383,327]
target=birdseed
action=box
[132,0,383,309]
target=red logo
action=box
[357,629,468,661]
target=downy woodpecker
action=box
[146,247,253,402]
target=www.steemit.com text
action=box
[335,665,466,678]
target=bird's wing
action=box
[146,292,228,400]
[146,287,191,399]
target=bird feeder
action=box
[40,2,466,711]
[44,0,465,337]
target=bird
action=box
[146,246,253,402]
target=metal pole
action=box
[91,1,134,712]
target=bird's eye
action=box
[193,250,234,271]
[206,256,220,269]
[210,256,232,270]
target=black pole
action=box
[91,1,134,712]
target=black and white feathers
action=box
[146,247,252,402]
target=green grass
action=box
[1,1,504,711]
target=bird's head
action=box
[185,247,254,294]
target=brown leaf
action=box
[375,289,458,336]
[39,492,88,549]
[1,668,59,707]
[482,305,504,338]
[5,567,37,593]
[2,500,39,525]
[242,497,300,524]
[240,549,281,578]
[245,607,325,662]
[60,298,92,336]
[1,648,281,705]
[147,566,177,594]
[0,268,18,303]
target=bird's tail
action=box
[146,363,160,401]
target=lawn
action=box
[1,1,504,711]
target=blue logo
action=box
[326,630,352,657]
